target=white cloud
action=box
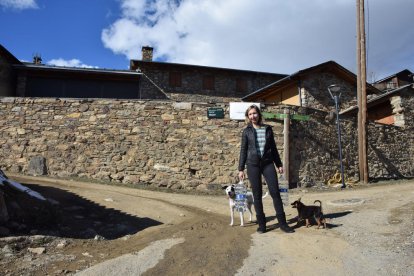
[0,0,38,10]
[47,58,98,69]
[102,0,414,80]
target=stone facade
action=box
[300,72,360,112]
[0,97,412,191]
[367,122,414,179]
[397,87,414,127]
[131,60,286,103]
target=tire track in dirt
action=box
[140,204,255,276]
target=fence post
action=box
[283,108,290,185]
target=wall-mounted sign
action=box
[229,102,261,120]
[207,107,224,119]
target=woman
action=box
[238,105,294,234]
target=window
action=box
[203,75,215,90]
[386,81,396,90]
[236,78,247,93]
[169,72,182,87]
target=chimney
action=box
[33,54,42,64]
[141,46,153,61]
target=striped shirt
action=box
[254,127,266,157]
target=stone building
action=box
[0,44,156,100]
[342,83,414,127]
[0,44,20,97]
[1,44,286,102]
[373,69,413,92]
[130,46,287,103]
[340,69,414,126]
[242,60,381,112]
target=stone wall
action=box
[367,122,414,179]
[289,108,358,185]
[400,86,414,128]
[0,97,412,191]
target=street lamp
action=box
[327,84,346,189]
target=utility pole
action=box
[356,0,363,183]
[357,0,368,183]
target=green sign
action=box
[262,112,310,121]
[207,107,224,119]
[262,112,287,119]
[291,114,310,121]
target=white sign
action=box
[229,102,261,120]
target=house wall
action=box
[368,101,394,125]
[374,71,413,91]
[262,85,299,105]
[374,76,398,91]
[134,62,284,102]
[400,87,414,128]
[0,55,15,96]
[263,91,281,102]
[301,72,357,112]
[13,70,159,100]
[282,86,299,105]
[0,97,412,191]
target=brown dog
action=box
[291,198,327,229]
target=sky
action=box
[1,0,413,82]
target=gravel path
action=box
[1,175,413,276]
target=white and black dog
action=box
[222,184,268,227]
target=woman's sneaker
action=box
[257,225,266,234]
[280,223,294,233]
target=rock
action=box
[56,240,68,248]
[94,235,105,241]
[28,156,48,175]
[28,247,46,255]
[2,244,13,254]
[9,165,22,173]
[82,252,93,258]
[196,184,208,191]
[79,104,89,112]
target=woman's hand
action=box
[238,171,245,181]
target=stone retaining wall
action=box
[0,97,412,190]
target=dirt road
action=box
[1,175,413,275]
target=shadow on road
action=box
[3,183,161,240]
[285,211,352,229]
[324,211,352,219]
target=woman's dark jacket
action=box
[238,124,283,171]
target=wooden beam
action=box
[283,108,290,184]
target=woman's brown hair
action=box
[244,104,263,125]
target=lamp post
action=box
[328,84,346,189]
